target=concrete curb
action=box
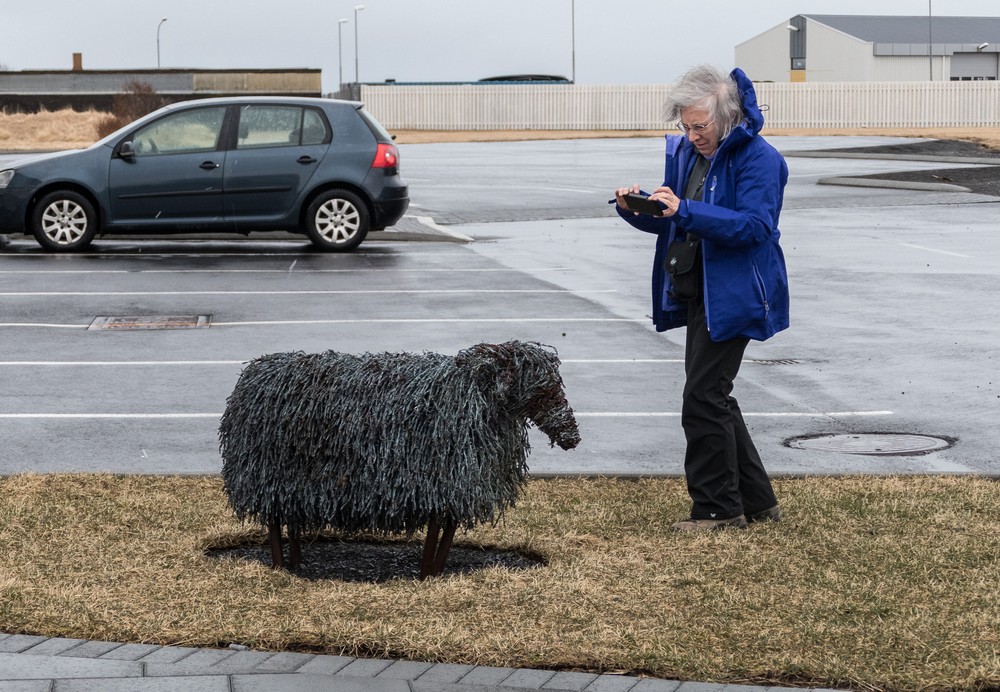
[816,176,971,193]
[366,214,473,243]
[784,150,1000,165]
[0,216,471,250]
[786,147,996,193]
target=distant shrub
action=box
[96,81,165,138]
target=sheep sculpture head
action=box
[219,340,580,579]
[455,341,581,452]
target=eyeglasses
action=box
[679,119,715,134]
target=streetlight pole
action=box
[927,0,933,80]
[338,18,348,88]
[571,0,576,83]
[354,5,365,83]
[156,17,168,69]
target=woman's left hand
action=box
[648,187,681,217]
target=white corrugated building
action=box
[736,15,1000,82]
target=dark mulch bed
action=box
[812,139,1000,197]
[208,539,546,583]
[817,139,1000,159]
[857,165,1000,196]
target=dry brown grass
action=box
[2,109,999,151]
[0,108,106,151]
[1,474,998,691]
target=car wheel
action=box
[31,190,98,252]
[305,189,369,252]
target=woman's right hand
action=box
[614,184,640,211]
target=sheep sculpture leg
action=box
[268,522,285,570]
[268,522,302,570]
[420,513,458,579]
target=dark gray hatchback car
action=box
[0,96,409,252]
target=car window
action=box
[357,106,392,142]
[131,107,226,157]
[236,106,329,149]
[301,109,328,145]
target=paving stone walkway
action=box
[0,633,840,691]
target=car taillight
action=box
[371,143,399,169]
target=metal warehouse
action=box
[736,15,1000,82]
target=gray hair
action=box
[663,65,743,141]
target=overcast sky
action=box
[2,1,998,93]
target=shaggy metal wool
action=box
[219,341,580,537]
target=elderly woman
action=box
[614,65,789,532]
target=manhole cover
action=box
[786,433,953,456]
[88,315,212,331]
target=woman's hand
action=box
[648,186,681,217]
[614,184,640,211]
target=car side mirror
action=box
[118,141,136,160]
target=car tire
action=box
[31,190,98,252]
[305,189,369,252]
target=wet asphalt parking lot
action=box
[1,135,998,477]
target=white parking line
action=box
[537,187,601,195]
[0,358,794,366]
[0,410,894,419]
[0,361,246,366]
[0,289,616,297]
[0,267,574,275]
[0,250,479,259]
[211,318,642,326]
[0,413,222,419]
[576,411,893,417]
[0,323,88,329]
[0,288,600,298]
[562,359,684,363]
[898,242,973,258]
[0,317,644,329]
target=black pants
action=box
[681,298,777,519]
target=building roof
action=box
[800,15,1000,44]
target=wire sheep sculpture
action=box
[218,340,581,578]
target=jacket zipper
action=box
[753,261,770,315]
[704,174,719,332]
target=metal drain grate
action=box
[785,433,953,456]
[88,315,213,331]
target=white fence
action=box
[358,81,1000,130]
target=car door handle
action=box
[297,155,317,165]
[200,161,220,170]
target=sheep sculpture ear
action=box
[456,341,560,405]
[455,342,514,399]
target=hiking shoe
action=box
[670,515,748,532]
[747,505,781,524]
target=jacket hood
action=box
[715,68,765,154]
[731,67,765,135]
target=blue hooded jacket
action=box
[617,68,790,342]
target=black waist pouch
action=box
[665,238,700,301]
